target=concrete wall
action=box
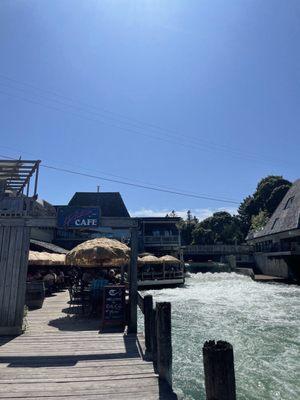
[254,253,290,278]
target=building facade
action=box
[30,190,182,256]
[137,217,181,256]
[53,192,131,250]
[247,179,300,280]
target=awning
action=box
[30,239,68,254]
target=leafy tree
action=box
[192,211,244,245]
[253,176,291,215]
[177,210,198,245]
[238,175,291,234]
[251,210,269,231]
[265,184,291,215]
[192,226,214,245]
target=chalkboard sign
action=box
[102,285,125,327]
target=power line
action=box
[0,73,292,167]
[0,144,238,202]
[42,164,240,204]
[0,153,240,205]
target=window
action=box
[284,196,295,209]
[271,218,279,230]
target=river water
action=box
[139,273,300,400]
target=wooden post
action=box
[203,340,236,400]
[128,226,138,333]
[151,308,157,370]
[33,161,40,197]
[156,302,172,388]
[144,294,153,359]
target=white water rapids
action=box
[139,273,300,400]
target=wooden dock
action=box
[0,291,177,400]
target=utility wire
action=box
[0,153,240,205]
[0,144,238,202]
[0,73,291,167]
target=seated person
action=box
[107,269,117,284]
[90,272,109,314]
[82,270,93,287]
[43,270,56,292]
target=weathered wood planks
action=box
[0,291,177,399]
[0,224,30,335]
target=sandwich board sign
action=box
[102,285,125,328]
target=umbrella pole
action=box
[128,227,138,334]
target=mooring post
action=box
[203,340,236,400]
[151,308,157,370]
[156,302,172,388]
[144,294,153,359]
[128,226,138,334]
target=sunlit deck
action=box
[0,291,176,400]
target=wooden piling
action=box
[144,294,153,359]
[203,340,236,400]
[151,308,158,369]
[128,226,138,334]
[156,302,172,388]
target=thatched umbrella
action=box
[65,238,130,268]
[138,255,161,265]
[159,255,180,264]
[28,251,66,266]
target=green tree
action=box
[251,210,269,231]
[192,211,244,245]
[238,175,291,234]
[177,210,198,245]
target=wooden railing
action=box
[143,235,179,245]
[138,267,184,282]
[137,291,237,399]
[184,244,253,255]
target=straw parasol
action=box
[159,255,181,264]
[28,251,66,266]
[138,255,161,265]
[65,238,130,268]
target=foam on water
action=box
[139,273,300,400]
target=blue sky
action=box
[0,0,299,220]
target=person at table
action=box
[90,272,109,315]
[82,270,93,288]
[43,270,56,293]
[107,269,117,284]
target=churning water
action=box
[139,273,300,400]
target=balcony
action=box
[143,235,180,247]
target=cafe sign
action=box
[57,206,100,228]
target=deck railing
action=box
[138,268,184,282]
[184,244,253,255]
[143,235,179,246]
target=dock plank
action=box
[0,291,177,400]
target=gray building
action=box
[247,179,300,280]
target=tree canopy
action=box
[176,175,292,245]
[238,175,291,234]
[192,211,244,245]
